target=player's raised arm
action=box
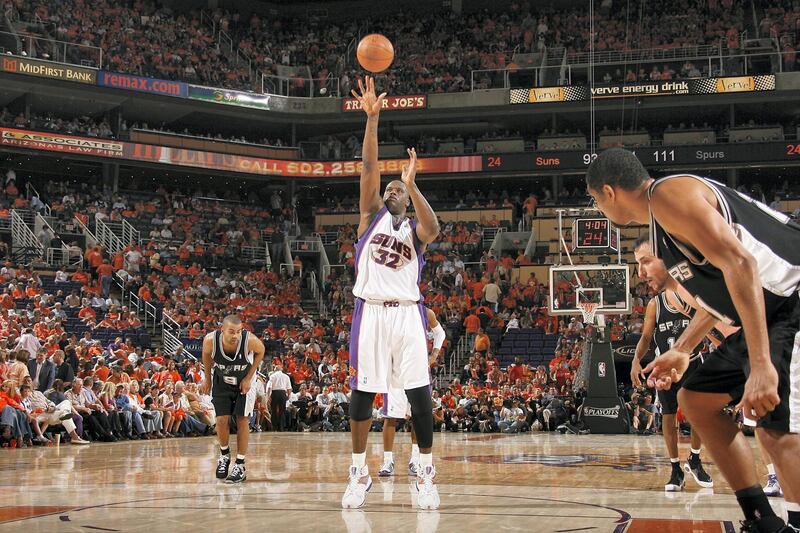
[650,180,778,417]
[402,148,439,244]
[352,76,387,237]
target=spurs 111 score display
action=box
[573,217,619,252]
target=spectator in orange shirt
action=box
[522,193,538,229]
[97,259,114,298]
[85,245,104,275]
[10,284,24,300]
[71,267,90,285]
[25,283,42,298]
[132,359,148,382]
[108,365,132,385]
[188,323,204,339]
[78,305,97,322]
[138,285,152,302]
[474,328,490,354]
[127,313,142,329]
[463,312,480,334]
[94,359,111,382]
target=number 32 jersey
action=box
[353,206,424,302]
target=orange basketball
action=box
[356,34,394,73]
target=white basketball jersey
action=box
[352,206,424,302]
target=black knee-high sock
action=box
[406,386,433,449]
[735,485,782,528]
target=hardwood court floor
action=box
[0,431,786,532]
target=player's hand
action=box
[401,148,418,188]
[643,348,691,390]
[630,360,644,388]
[737,362,780,420]
[351,76,386,118]
[199,379,211,395]
[240,378,251,396]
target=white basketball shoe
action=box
[342,465,373,509]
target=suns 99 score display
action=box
[573,218,618,251]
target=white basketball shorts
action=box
[380,385,412,419]
[349,298,430,394]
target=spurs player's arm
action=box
[426,308,446,367]
[631,298,656,388]
[645,272,739,389]
[200,333,215,395]
[351,75,387,239]
[667,286,739,346]
[647,178,778,418]
[240,334,266,396]
[401,148,439,244]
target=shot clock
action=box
[572,218,618,251]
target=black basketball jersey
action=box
[649,175,800,327]
[653,292,691,357]
[212,330,253,384]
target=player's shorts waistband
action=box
[359,298,420,307]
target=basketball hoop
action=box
[578,302,598,325]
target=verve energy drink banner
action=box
[510,74,776,104]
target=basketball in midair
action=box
[356,34,394,73]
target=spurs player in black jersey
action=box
[633,236,728,492]
[201,315,265,484]
[587,149,800,533]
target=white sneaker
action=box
[70,437,90,445]
[416,465,440,510]
[378,461,394,477]
[764,474,783,497]
[342,465,372,509]
[408,461,418,476]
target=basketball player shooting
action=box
[342,76,440,510]
[378,308,446,478]
[587,149,800,532]
[201,315,265,484]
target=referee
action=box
[268,361,292,432]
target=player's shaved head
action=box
[223,315,242,326]
[383,180,410,216]
[586,148,650,192]
[221,314,243,343]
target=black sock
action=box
[735,485,779,523]
[788,510,800,528]
[220,446,230,456]
[235,457,245,465]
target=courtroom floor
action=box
[0,431,787,532]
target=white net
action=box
[578,302,598,325]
